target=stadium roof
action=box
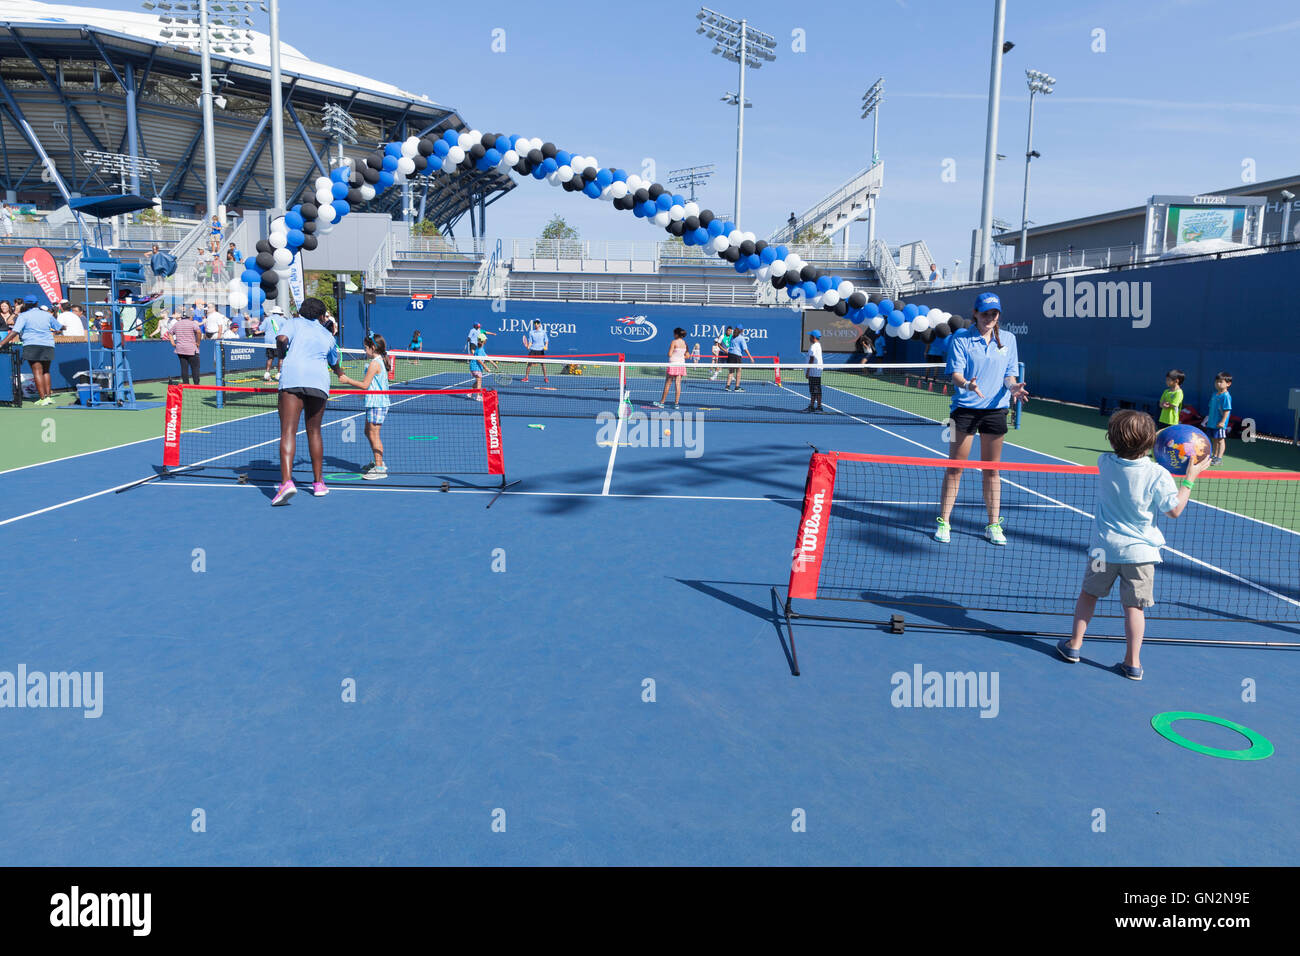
[0,0,513,234]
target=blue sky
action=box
[89,0,1300,270]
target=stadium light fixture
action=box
[697,6,775,230]
[1018,68,1056,261]
[977,0,1008,283]
[859,77,884,244]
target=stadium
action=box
[1,0,1298,893]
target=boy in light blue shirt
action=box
[1058,409,1210,680]
[1205,372,1232,465]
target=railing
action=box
[365,230,395,290]
[766,161,882,244]
[471,238,503,297]
[895,240,936,275]
[867,238,903,298]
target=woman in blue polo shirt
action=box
[271,297,342,506]
[0,296,63,406]
[934,292,1030,546]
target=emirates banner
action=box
[23,247,63,305]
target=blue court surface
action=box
[2,384,1297,866]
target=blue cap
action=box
[22,294,37,305]
[974,292,1001,313]
[808,329,821,338]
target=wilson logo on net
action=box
[794,489,827,568]
[487,412,501,452]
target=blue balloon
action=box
[332,199,350,218]
[531,164,547,180]
[692,227,710,245]
[254,287,266,304]
[903,304,919,320]
[734,260,749,274]
[775,245,789,260]
[878,298,894,314]
[484,148,502,167]
[746,254,761,270]
[556,150,572,167]
[377,170,395,190]
[595,169,613,188]
[385,142,403,157]
[640,200,658,217]
[632,203,646,218]
[541,157,558,174]
[801,281,818,299]
[433,139,450,157]
[655,194,673,212]
[287,229,305,247]
[863,302,880,319]
[442,130,459,145]
[787,283,804,299]
[682,230,697,246]
[888,309,906,327]
[672,194,686,208]
[720,222,735,236]
[583,181,602,198]
[285,211,304,230]
[475,155,493,171]
[241,268,261,285]
[815,276,833,293]
[331,181,349,199]
[611,168,628,182]
[706,219,726,237]
[916,304,930,316]
[382,155,398,172]
[849,308,866,325]
[759,246,776,264]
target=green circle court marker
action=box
[1150,711,1273,761]
[324,472,364,481]
[407,435,440,441]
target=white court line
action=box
[0,434,159,477]
[146,480,804,503]
[601,390,629,496]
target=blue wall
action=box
[34,341,219,391]
[912,250,1300,437]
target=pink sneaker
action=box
[271,480,297,506]
[311,481,329,497]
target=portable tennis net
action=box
[780,452,1300,671]
[215,341,1013,427]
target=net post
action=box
[1015,361,1025,428]
[777,587,800,677]
[214,340,224,408]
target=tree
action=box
[794,225,831,246]
[539,215,581,257]
[305,270,361,316]
[539,215,579,241]
[412,219,441,238]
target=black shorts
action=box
[950,406,1009,436]
[725,354,741,365]
[282,386,328,401]
[528,349,546,357]
[23,345,55,365]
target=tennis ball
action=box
[663,427,671,436]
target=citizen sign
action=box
[1191,195,1228,205]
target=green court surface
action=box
[1,383,169,472]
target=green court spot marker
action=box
[325,472,365,481]
[407,435,440,440]
[1150,711,1273,761]
[528,424,545,430]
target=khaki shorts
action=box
[1082,562,1156,609]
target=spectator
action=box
[223,312,240,339]
[262,305,288,381]
[59,304,87,339]
[90,310,105,335]
[1,201,14,238]
[0,295,62,405]
[409,329,423,352]
[157,309,178,341]
[0,299,13,331]
[204,303,230,339]
[243,311,259,337]
[928,263,938,284]
[210,215,223,244]
[169,307,204,384]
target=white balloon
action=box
[272,247,292,268]
[711,235,729,252]
[912,315,930,333]
[684,202,700,218]
[359,184,376,201]
[727,229,744,245]
[898,322,914,340]
[314,176,331,192]
[557,165,574,183]
[770,260,787,278]
[653,210,671,227]
[868,315,886,333]
[501,149,519,167]
[316,221,334,235]
[441,156,458,174]
[546,171,561,187]
[626,175,643,191]
[810,294,825,309]
[447,146,465,165]
[457,131,474,149]
[837,281,855,298]
[756,265,771,282]
[228,287,247,311]
[317,203,336,224]
[401,136,420,158]
[316,188,334,208]
[885,322,899,337]
[585,157,598,171]
[742,231,756,244]
[609,181,628,199]
[268,231,287,249]
[823,289,840,307]
[668,205,684,222]
[396,156,415,176]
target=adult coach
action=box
[934,292,1030,546]
[271,297,344,506]
[724,324,753,391]
[521,318,550,384]
[0,296,62,405]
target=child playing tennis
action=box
[654,327,688,408]
[335,333,391,480]
[1057,409,1211,680]
[467,332,496,401]
[1205,372,1232,464]
[1158,369,1184,427]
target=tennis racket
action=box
[491,368,514,388]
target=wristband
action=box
[1181,478,1195,490]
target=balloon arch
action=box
[229,129,965,342]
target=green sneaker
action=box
[985,518,1007,546]
[933,517,951,543]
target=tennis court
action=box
[3,358,1298,866]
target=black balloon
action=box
[479,133,497,151]
[359,164,380,184]
[739,239,755,256]
[469,143,486,161]
[800,265,818,283]
[667,219,685,236]
[255,252,275,271]
[633,188,649,204]
[347,188,364,205]
[868,292,883,303]
[647,183,665,200]
[514,159,530,175]
[771,272,788,289]
[260,276,279,294]
[722,246,741,262]
[754,240,767,254]
[255,239,272,254]
[699,209,714,226]
[541,142,557,159]
[302,233,318,251]
[368,150,385,169]
[833,300,849,316]
[683,215,700,232]
[581,167,597,182]
[412,154,428,172]
[934,322,951,337]
[919,328,935,344]
[301,220,316,235]
[348,168,364,188]
[417,137,435,157]
[848,291,867,309]
[300,203,318,221]
[526,148,543,166]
